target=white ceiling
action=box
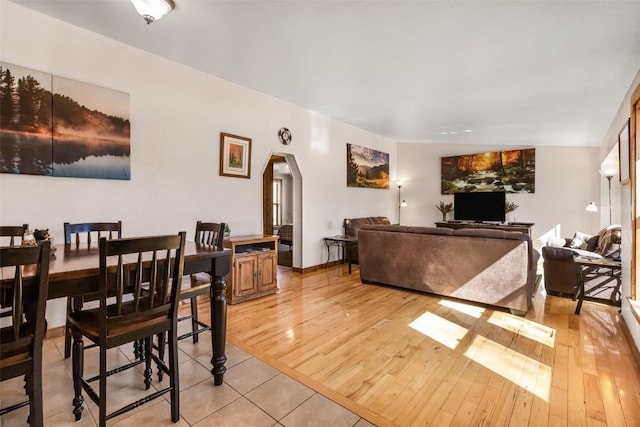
[9,0,640,147]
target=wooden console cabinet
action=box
[223,235,278,304]
[435,221,534,236]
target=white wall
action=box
[398,143,601,248]
[0,2,397,326]
[599,67,640,355]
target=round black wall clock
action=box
[278,128,292,145]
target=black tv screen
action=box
[454,192,506,222]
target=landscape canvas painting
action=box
[0,62,53,175]
[52,76,130,180]
[347,143,389,189]
[0,61,130,180]
[441,148,535,194]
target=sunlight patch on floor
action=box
[464,334,551,401]
[409,312,469,350]
[439,299,485,318]
[409,310,551,401]
[487,311,556,348]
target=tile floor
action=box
[0,325,375,426]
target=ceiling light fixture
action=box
[130,0,175,24]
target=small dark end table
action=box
[323,235,358,273]
[574,256,621,314]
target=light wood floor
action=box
[209,265,640,426]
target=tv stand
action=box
[435,221,533,237]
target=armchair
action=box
[344,216,391,265]
[541,246,582,299]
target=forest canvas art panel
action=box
[441,148,535,194]
[0,61,131,180]
[52,76,130,180]
[346,143,389,189]
[0,62,53,175]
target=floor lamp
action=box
[397,182,407,225]
[605,174,613,224]
[585,173,614,224]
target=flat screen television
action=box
[453,191,506,223]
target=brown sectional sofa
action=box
[358,224,540,315]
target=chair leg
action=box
[29,358,44,427]
[190,296,199,344]
[64,298,72,359]
[144,337,153,390]
[134,339,144,361]
[168,327,180,422]
[157,332,166,382]
[99,346,107,427]
[71,334,84,422]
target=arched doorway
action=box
[262,153,302,270]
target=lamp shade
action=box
[131,0,174,24]
[599,163,617,178]
[585,202,598,212]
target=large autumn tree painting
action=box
[441,148,535,194]
[0,61,130,180]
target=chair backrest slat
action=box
[12,266,23,340]
[0,241,50,352]
[0,224,29,247]
[98,233,185,336]
[64,221,122,247]
[195,221,222,247]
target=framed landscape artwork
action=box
[346,143,389,189]
[0,61,131,180]
[219,132,252,179]
[441,148,535,194]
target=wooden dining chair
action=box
[144,222,225,373]
[68,232,185,427]
[62,221,122,358]
[181,221,225,343]
[0,225,30,322]
[0,224,28,246]
[0,240,51,427]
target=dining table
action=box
[1,240,232,386]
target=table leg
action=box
[210,274,227,385]
[324,240,331,269]
[575,266,585,315]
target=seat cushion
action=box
[0,323,35,362]
[68,300,170,343]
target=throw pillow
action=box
[569,231,593,250]
[568,248,603,259]
[603,243,621,259]
[585,235,600,252]
[595,225,622,256]
[546,236,566,248]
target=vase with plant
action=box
[436,201,454,222]
[224,224,231,238]
[505,201,519,222]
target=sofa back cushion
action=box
[347,216,391,237]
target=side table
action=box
[574,257,621,314]
[323,235,358,273]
